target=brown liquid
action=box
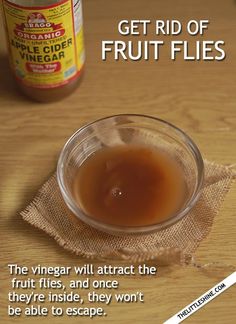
[17,74,82,102]
[72,145,187,227]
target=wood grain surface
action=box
[0,0,236,323]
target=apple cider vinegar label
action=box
[3,0,85,88]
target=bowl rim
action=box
[57,114,204,235]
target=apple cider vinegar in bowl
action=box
[72,145,187,227]
[57,115,204,235]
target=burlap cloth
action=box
[20,160,235,263]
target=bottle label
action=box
[3,0,85,88]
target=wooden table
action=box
[1,0,236,323]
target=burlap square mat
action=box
[20,161,235,263]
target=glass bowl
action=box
[57,114,204,235]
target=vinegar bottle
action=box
[2,0,85,102]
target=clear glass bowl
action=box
[57,114,204,235]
